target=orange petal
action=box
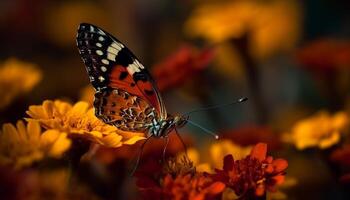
[206,181,226,194]
[250,143,267,162]
[271,174,285,185]
[272,159,288,172]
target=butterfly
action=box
[76,23,189,139]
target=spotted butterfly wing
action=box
[76,23,167,132]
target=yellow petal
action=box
[98,134,123,147]
[123,135,145,145]
[48,132,71,158]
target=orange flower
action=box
[210,143,288,198]
[297,39,350,72]
[26,100,145,148]
[152,45,215,92]
[283,111,349,150]
[184,0,302,60]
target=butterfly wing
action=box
[76,23,167,128]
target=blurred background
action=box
[1,0,350,199]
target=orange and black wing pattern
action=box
[76,23,166,131]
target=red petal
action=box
[223,154,234,171]
[272,159,288,172]
[250,143,267,162]
[206,182,226,195]
[271,174,286,185]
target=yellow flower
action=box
[284,111,349,150]
[0,120,71,169]
[184,0,302,60]
[210,139,252,169]
[0,58,42,109]
[26,100,145,148]
[177,140,252,172]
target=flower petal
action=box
[223,154,234,171]
[250,143,267,161]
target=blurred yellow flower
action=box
[177,140,252,172]
[184,0,302,60]
[0,58,42,109]
[26,100,145,148]
[210,139,252,169]
[0,120,70,169]
[284,111,349,150]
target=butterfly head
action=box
[173,115,189,128]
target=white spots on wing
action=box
[98,76,105,82]
[96,50,103,55]
[102,59,109,65]
[134,59,145,69]
[127,60,142,75]
[111,42,124,49]
[107,53,116,61]
[98,30,106,35]
[107,46,120,55]
[101,66,107,72]
[99,36,105,41]
[96,43,102,47]
[89,26,94,32]
[89,76,95,81]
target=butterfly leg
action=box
[162,135,170,164]
[174,127,188,158]
[130,135,153,176]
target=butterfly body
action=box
[76,23,187,138]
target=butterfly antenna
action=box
[183,97,248,116]
[186,119,219,139]
[130,135,153,176]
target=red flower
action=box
[296,39,350,72]
[152,45,215,92]
[222,126,282,150]
[135,156,225,200]
[210,143,288,199]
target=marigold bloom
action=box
[184,0,301,60]
[136,157,225,200]
[284,111,349,150]
[26,100,145,148]
[210,143,288,198]
[152,45,215,92]
[0,120,70,169]
[0,58,42,109]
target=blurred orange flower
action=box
[152,45,215,92]
[283,111,349,150]
[222,126,282,150]
[210,143,288,198]
[26,100,145,148]
[297,39,350,72]
[184,0,302,60]
[0,58,42,109]
[0,120,70,169]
